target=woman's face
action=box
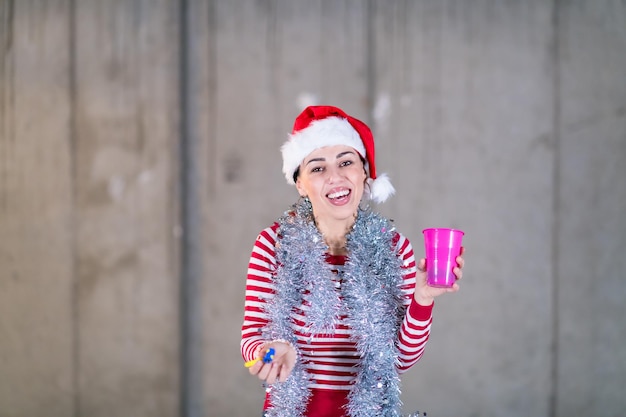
[295,145,367,224]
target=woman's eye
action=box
[311,166,323,173]
[340,160,353,167]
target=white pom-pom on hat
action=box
[366,173,395,204]
[281,105,395,203]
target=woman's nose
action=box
[325,166,340,183]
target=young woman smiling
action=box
[241,105,465,417]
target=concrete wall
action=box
[0,1,624,417]
[0,1,180,416]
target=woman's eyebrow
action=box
[304,151,356,166]
[304,157,326,166]
[336,151,356,159]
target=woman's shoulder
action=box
[256,222,280,240]
[251,223,281,259]
[389,228,408,242]
[390,230,415,256]
[253,222,283,247]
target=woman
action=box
[241,105,465,417]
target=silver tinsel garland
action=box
[262,198,419,417]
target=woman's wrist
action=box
[271,338,295,349]
[271,339,298,363]
[413,293,434,306]
[255,339,297,360]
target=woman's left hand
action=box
[413,246,465,306]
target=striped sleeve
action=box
[394,233,433,373]
[240,223,279,362]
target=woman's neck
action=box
[314,214,356,256]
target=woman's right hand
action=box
[413,246,465,305]
[248,340,297,384]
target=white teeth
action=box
[328,190,350,199]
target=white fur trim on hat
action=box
[281,117,366,184]
[367,173,395,203]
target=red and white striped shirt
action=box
[241,223,433,413]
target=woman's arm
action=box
[240,224,279,362]
[394,234,434,373]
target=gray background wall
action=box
[0,1,624,417]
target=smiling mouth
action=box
[327,189,351,200]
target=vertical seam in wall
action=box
[178,0,189,412]
[1,0,15,212]
[68,0,80,415]
[366,0,376,127]
[207,0,217,198]
[179,0,204,416]
[549,0,561,416]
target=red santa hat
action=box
[281,105,395,203]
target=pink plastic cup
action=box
[422,228,465,288]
